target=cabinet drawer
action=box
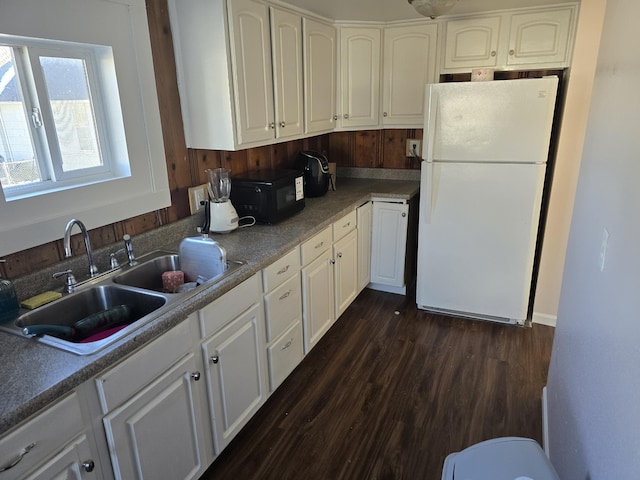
[300,226,332,266]
[264,272,302,342]
[0,393,84,479]
[199,273,262,338]
[332,210,357,241]
[95,317,195,413]
[262,248,300,292]
[267,321,303,391]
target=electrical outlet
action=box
[188,184,207,215]
[406,139,421,157]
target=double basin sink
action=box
[0,251,243,355]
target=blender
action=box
[205,168,239,233]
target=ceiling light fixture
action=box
[408,0,459,19]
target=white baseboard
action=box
[367,282,406,295]
[542,386,550,457]
[533,312,557,327]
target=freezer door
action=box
[416,161,546,321]
[423,78,558,164]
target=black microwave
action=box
[230,169,305,224]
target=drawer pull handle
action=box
[0,442,36,472]
[277,265,290,275]
[281,339,293,350]
[315,241,324,249]
[82,460,95,472]
[279,290,291,301]
[210,355,219,364]
[191,371,201,381]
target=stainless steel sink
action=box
[113,253,244,293]
[1,285,169,355]
[0,250,245,355]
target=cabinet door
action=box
[357,201,372,293]
[334,229,358,318]
[301,248,335,353]
[103,354,206,480]
[443,16,501,70]
[507,8,573,66]
[339,27,381,128]
[270,7,304,138]
[371,201,409,288]
[303,18,337,134]
[202,303,265,454]
[382,24,438,126]
[229,0,275,144]
[25,435,95,480]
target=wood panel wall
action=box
[0,0,419,281]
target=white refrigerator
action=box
[416,77,558,324]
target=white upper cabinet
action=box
[303,18,337,134]
[507,8,574,67]
[442,6,576,73]
[270,6,304,138]
[443,16,502,70]
[339,27,382,129]
[382,23,438,127]
[229,0,276,145]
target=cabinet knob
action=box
[191,372,201,381]
[337,252,343,258]
[210,355,219,364]
[280,121,286,128]
[402,212,407,217]
[509,49,515,56]
[329,259,335,265]
[82,460,95,473]
[269,122,275,129]
[383,112,388,117]
[491,50,497,57]
[344,114,349,119]
[333,115,338,121]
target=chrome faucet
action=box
[123,234,137,266]
[63,219,98,277]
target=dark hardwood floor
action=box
[201,288,555,479]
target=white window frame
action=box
[1,38,131,198]
[0,0,171,257]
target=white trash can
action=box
[441,437,559,480]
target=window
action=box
[0,37,129,199]
[0,0,171,257]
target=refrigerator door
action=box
[423,78,558,164]
[416,161,546,322]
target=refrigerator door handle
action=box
[421,161,434,224]
[424,87,439,162]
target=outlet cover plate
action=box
[406,139,421,157]
[188,184,207,214]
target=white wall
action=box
[546,0,640,477]
[533,0,607,325]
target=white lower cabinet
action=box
[0,393,98,480]
[202,303,265,454]
[26,434,95,480]
[356,201,372,293]
[199,274,267,455]
[333,228,358,318]
[301,247,335,352]
[370,200,409,294]
[102,353,206,480]
[262,250,304,391]
[96,316,208,480]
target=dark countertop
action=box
[0,176,419,436]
